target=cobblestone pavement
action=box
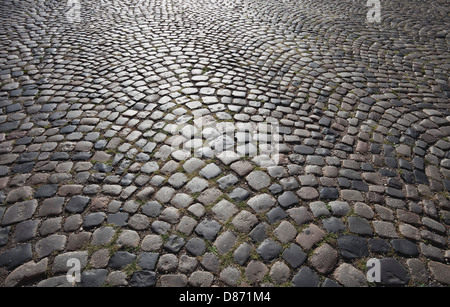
[0,0,449,287]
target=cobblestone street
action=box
[0,0,449,287]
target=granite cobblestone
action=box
[0,0,449,287]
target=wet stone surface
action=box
[0,0,449,287]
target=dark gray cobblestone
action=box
[0,0,449,287]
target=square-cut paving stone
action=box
[391,239,419,257]
[378,258,410,286]
[211,199,238,223]
[257,239,282,263]
[187,203,206,218]
[35,234,67,259]
[228,187,251,201]
[102,185,122,196]
[183,158,206,173]
[291,266,320,287]
[177,216,197,237]
[249,222,267,243]
[186,237,206,256]
[141,161,159,174]
[273,221,297,243]
[66,232,92,251]
[168,173,188,189]
[81,269,109,287]
[0,226,10,246]
[161,160,180,175]
[247,193,276,213]
[319,187,339,200]
[428,261,450,285]
[83,212,106,229]
[197,188,222,206]
[195,219,221,241]
[368,238,392,254]
[58,185,84,197]
[6,186,34,203]
[185,177,209,193]
[233,242,252,266]
[277,191,299,208]
[348,216,373,235]
[286,207,313,226]
[35,184,58,198]
[40,217,62,236]
[246,170,271,190]
[337,235,369,259]
[329,201,351,216]
[297,187,319,200]
[373,221,399,238]
[91,227,116,246]
[295,224,325,250]
[2,200,38,226]
[217,151,240,165]
[214,231,237,255]
[154,187,176,204]
[294,145,314,155]
[322,217,346,233]
[52,251,89,273]
[333,263,367,287]
[65,195,90,213]
[169,193,194,209]
[4,258,49,287]
[141,201,162,217]
[199,163,222,179]
[309,243,339,274]
[354,202,375,219]
[245,260,268,284]
[0,243,33,270]
[340,189,364,201]
[230,160,254,176]
[159,207,180,225]
[266,206,287,224]
[0,0,448,288]
[309,201,330,217]
[217,174,239,190]
[128,214,150,230]
[232,210,258,233]
[138,252,159,271]
[283,239,308,269]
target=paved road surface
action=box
[0,0,449,287]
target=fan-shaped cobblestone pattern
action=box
[0,0,449,287]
